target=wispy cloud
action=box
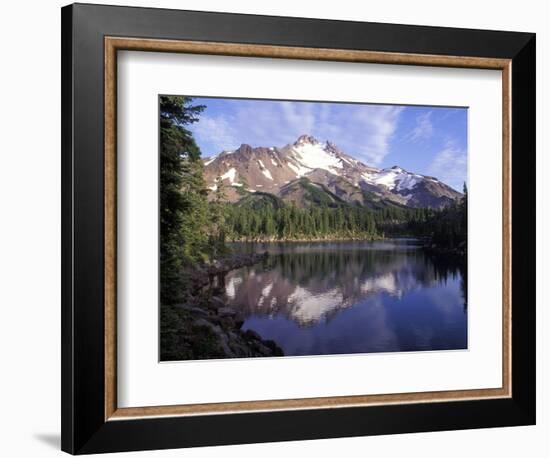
[192,115,239,154]
[407,111,434,142]
[233,101,317,147]
[346,105,404,165]
[427,139,467,192]
[190,99,404,166]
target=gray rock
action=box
[264,339,284,356]
[207,296,226,310]
[234,315,245,329]
[218,307,237,317]
[219,317,235,330]
[211,295,225,305]
[193,318,236,357]
[193,318,219,333]
[254,343,272,356]
[244,329,262,341]
[217,332,235,357]
[175,304,209,316]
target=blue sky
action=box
[187,97,468,191]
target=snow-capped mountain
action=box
[203,135,462,209]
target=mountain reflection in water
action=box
[224,240,467,356]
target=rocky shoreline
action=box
[160,252,284,361]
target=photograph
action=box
[160,95,469,361]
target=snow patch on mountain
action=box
[257,159,273,180]
[363,166,424,191]
[287,161,312,177]
[292,141,344,174]
[395,174,422,191]
[221,167,237,184]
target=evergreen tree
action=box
[209,176,229,258]
[160,95,206,304]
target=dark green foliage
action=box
[409,183,468,252]
[225,200,379,240]
[160,95,205,135]
[222,187,467,244]
[160,96,207,304]
[160,305,229,361]
[235,192,285,211]
[160,95,216,305]
[208,177,231,259]
[160,95,237,305]
[288,178,346,207]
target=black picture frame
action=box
[61,3,536,454]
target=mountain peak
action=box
[203,136,462,209]
[234,143,255,155]
[386,165,407,173]
[294,134,320,146]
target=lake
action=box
[223,239,467,357]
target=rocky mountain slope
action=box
[203,134,461,209]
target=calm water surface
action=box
[224,240,467,356]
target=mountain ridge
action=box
[203,135,462,209]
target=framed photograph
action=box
[61,3,536,454]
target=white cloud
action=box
[407,111,434,142]
[427,140,467,191]
[342,105,404,165]
[279,101,316,137]
[192,115,239,154]
[274,102,403,166]
[191,100,404,166]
